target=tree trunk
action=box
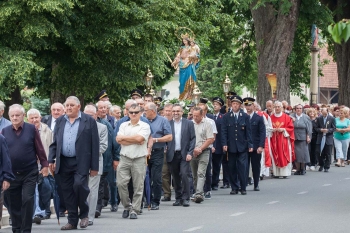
[251,0,301,107]
[334,0,350,106]
[3,86,22,119]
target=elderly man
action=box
[110,105,122,125]
[83,105,108,226]
[2,104,48,233]
[0,134,15,229]
[96,101,115,129]
[95,100,120,216]
[0,101,11,132]
[144,103,172,210]
[27,109,54,222]
[265,100,274,116]
[191,107,214,203]
[41,102,65,131]
[49,96,99,230]
[116,103,151,219]
[135,99,145,110]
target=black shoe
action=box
[130,211,137,219]
[44,214,51,219]
[194,194,204,203]
[59,212,66,217]
[33,215,43,224]
[220,184,230,189]
[230,190,238,195]
[102,199,108,207]
[294,171,301,175]
[254,186,260,191]
[110,204,118,212]
[88,221,93,226]
[182,200,190,207]
[324,168,329,172]
[95,210,101,218]
[151,203,159,210]
[122,210,130,218]
[248,177,253,185]
[173,200,182,206]
[318,167,324,172]
[300,170,306,175]
[161,196,171,202]
[241,190,247,195]
[212,186,218,191]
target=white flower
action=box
[179,101,185,107]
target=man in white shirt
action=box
[116,104,151,219]
[41,103,65,131]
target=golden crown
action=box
[181,33,190,39]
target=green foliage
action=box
[30,96,50,116]
[328,20,350,44]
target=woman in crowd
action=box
[290,104,312,175]
[334,107,350,167]
[306,108,318,171]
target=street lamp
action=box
[223,74,231,112]
[192,84,202,106]
[144,68,154,94]
[266,73,277,100]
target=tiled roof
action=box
[319,47,338,88]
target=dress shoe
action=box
[151,203,159,210]
[194,194,204,203]
[241,190,247,195]
[300,170,306,175]
[88,221,93,226]
[294,171,301,175]
[102,199,108,207]
[122,210,130,218]
[173,200,182,206]
[182,200,190,207]
[248,177,253,185]
[220,184,230,189]
[59,212,66,217]
[212,186,218,191]
[254,186,260,191]
[230,190,238,195]
[110,204,118,212]
[318,167,324,172]
[44,214,51,219]
[80,217,89,228]
[324,168,329,172]
[161,196,171,201]
[130,211,137,219]
[33,215,43,224]
[61,223,77,230]
[95,210,101,218]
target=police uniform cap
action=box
[94,90,108,101]
[229,95,243,104]
[199,98,209,104]
[130,89,143,98]
[242,97,255,106]
[212,97,224,106]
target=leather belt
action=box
[152,147,164,152]
[175,150,181,153]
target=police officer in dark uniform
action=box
[130,89,143,100]
[211,97,228,190]
[221,95,253,195]
[243,97,265,191]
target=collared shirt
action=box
[193,118,213,148]
[204,117,217,148]
[50,117,57,131]
[174,119,182,151]
[118,120,151,159]
[248,112,254,119]
[114,115,152,135]
[149,115,172,149]
[62,112,81,157]
[0,117,12,132]
[296,113,303,120]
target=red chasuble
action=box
[270,113,295,167]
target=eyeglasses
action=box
[129,111,140,115]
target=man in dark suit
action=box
[315,107,336,172]
[49,96,99,230]
[243,97,266,191]
[41,102,65,131]
[167,104,196,207]
[221,95,253,195]
[211,97,227,190]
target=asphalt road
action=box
[3,164,350,233]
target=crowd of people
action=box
[0,89,349,232]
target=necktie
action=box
[235,114,238,121]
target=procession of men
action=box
[1,88,350,232]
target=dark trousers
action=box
[58,156,89,226]
[204,150,212,192]
[96,172,108,212]
[309,136,318,166]
[4,168,37,233]
[54,173,66,213]
[106,166,118,205]
[228,152,247,191]
[247,151,262,188]
[222,153,230,185]
[316,144,332,169]
[168,151,191,201]
[212,153,223,188]
[149,148,164,205]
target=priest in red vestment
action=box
[269,101,295,177]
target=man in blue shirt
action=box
[0,101,11,132]
[144,103,172,210]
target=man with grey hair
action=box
[2,104,48,233]
[84,104,108,226]
[41,102,65,132]
[110,105,122,125]
[265,100,274,116]
[96,100,115,129]
[0,101,11,132]
[144,102,172,210]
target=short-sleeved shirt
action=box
[204,117,217,148]
[118,120,151,159]
[149,115,172,149]
[193,118,214,148]
[334,118,350,140]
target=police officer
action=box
[243,97,265,191]
[221,95,253,195]
[130,89,143,100]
